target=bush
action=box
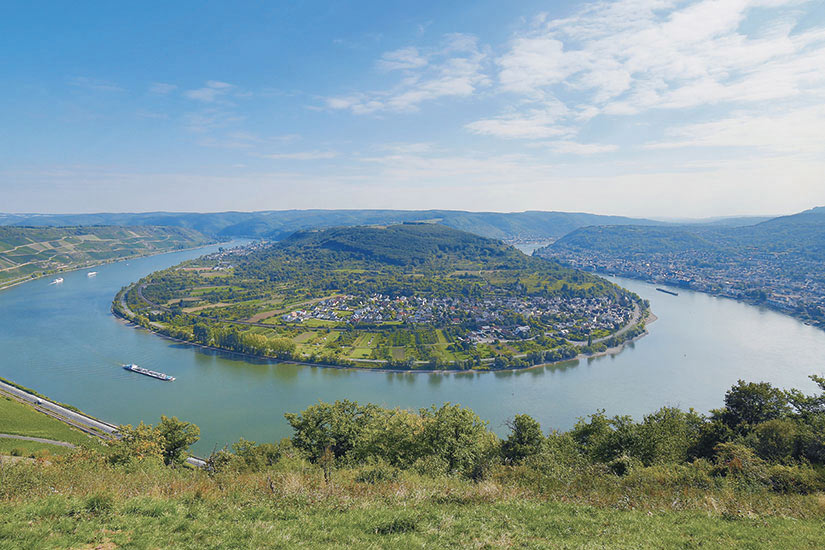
[750,419,798,462]
[712,443,770,486]
[355,461,400,484]
[767,464,824,494]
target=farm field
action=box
[119,225,648,370]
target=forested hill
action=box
[0,225,211,288]
[536,206,825,328]
[277,223,523,267]
[542,206,825,259]
[0,209,666,241]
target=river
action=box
[1,243,823,455]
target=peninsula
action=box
[114,224,649,370]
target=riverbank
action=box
[0,240,223,293]
[112,296,655,375]
[0,377,207,468]
[597,272,824,332]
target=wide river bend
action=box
[1,243,823,455]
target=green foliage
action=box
[718,380,791,430]
[501,414,544,464]
[108,416,199,466]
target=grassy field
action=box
[0,439,73,457]
[1,461,823,550]
[0,395,98,447]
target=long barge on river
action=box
[656,287,679,296]
[122,364,175,381]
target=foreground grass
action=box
[2,490,824,549]
[0,395,97,447]
[1,456,824,549]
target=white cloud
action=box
[471,0,825,146]
[466,103,570,139]
[325,34,489,113]
[540,141,619,155]
[645,105,825,154]
[184,81,235,102]
[377,47,428,71]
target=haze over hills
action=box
[536,206,825,328]
[0,209,775,242]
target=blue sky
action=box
[1,0,824,217]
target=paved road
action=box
[0,379,206,468]
[0,433,76,448]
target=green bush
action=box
[767,464,824,494]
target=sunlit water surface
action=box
[1,243,822,455]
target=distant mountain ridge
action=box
[0,210,666,241]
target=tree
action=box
[284,400,379,462]
[108,421,163,465]
[156,415,200,465]
[419,403,498,476]
[718,380,790,429]
[501,414,544,464]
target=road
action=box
[0,433,76,448]
[0,379,206,468]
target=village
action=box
[543,249,825,328]
[281,292,636,341]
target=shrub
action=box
[712,443,770,486]
[355,461,400,484]
[767,464,824,494]
[501,414,544,465]
[750,419,798,462]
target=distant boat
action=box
[87,271,97,277]
[122,364,176,382]
[50,278,64,285]
[656,288,678,296]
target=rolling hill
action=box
[0,226,212,289]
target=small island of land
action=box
[113,224,650,371]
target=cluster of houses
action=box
[280,292,636,339]
[542,249,825,326]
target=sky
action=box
[1,0,824,218]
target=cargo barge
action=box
[656,288,679,296]
[122,364,175,381]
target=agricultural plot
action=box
[0,226,211,288]
[120,225,645,370]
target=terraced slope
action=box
[0,226,212,289]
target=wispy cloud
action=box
[184,80,235,102]
[149,82,177,94]
[540,141,619,155]
[466,0,825,152]
[377,47,428,71]
[69,76,123,92]
[644,105,825,155]
[466,103,570,139]
[325,33,489,113]
[257,150,339,160]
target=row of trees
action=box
[106,376,825,496]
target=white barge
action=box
[122,364,175,381]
